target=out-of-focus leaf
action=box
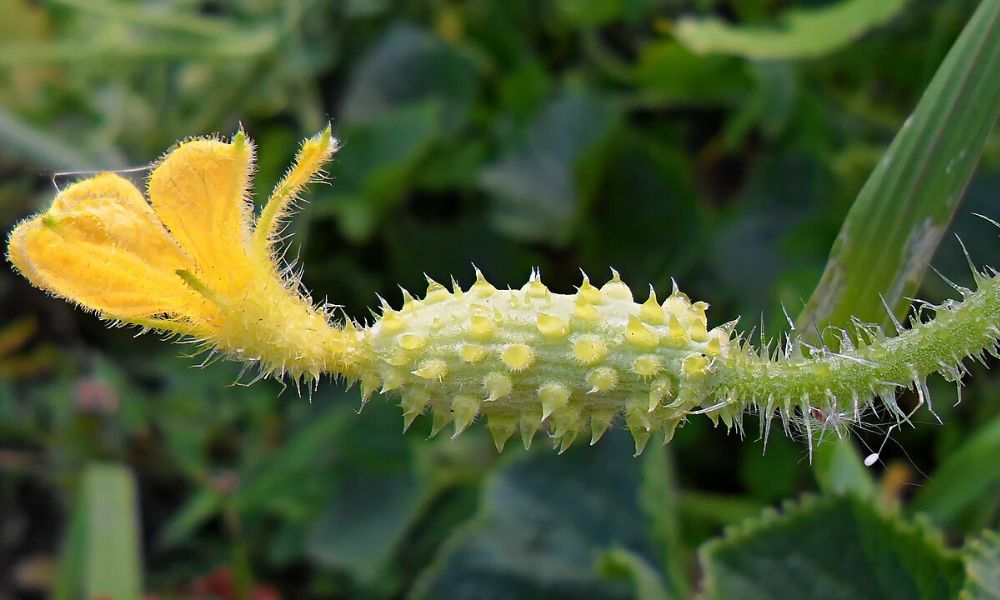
[639,448,689,599]
[54,463,143,600]
[598,548,672,600]
[674,0,907,60]
[306,402,431,585]
[345,0,389,17]
[798,0,1000,334]
[0,30,279,64]
[712,153,828,316]
[0,317,36,359]
[579,132,701,285]
[233,405,350,515]
[0,106,101,170]
[308,471,425,583]
[0,0,51,111]
[411,430,660,600]
[811,440,877,499]
[910,415,1000,526]
[739,434,808,502]
[497,58,551,120]
[480,90,618,243]
[678,492,765,527]
[52,475,86,600]
[318,101,441,241]
[722,61,797,148]
[633,41,750,106]
[83,464,143,600]
[961,530,1000,599]
[48,0,245,36]
[556,0,655,26]
[157,489,224,548]
[414,138,488,190]
[341,24,480,132]
[385,214,536,298]
[700,495,964,600]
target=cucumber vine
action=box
[8,128,999,457]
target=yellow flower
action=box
[7,126,361,381]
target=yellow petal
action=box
[147,133,255,295]
[9,219,208,321]
[49,173,191,271]
[8,173,210,321]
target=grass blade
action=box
[56,463,145,600]
[796,0,1000,490]
[797,0,1000,335]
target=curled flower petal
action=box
[50,173,192,271]
[8,174,211,320]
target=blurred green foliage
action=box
[1,0,999,598]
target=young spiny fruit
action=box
[8,128,1000,457]
[357,269,733,455]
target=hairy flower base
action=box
[7,128,1000,456]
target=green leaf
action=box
[960,530,1000,599]
[556,0,623,26]
[555,0,658,26]
[811,440,877,499]
[578,132,701,284]
[0,106,102,170]
[700,495,964,600]
[598,548,672,600]
[233,405,350,515]
[55,463,143,600]
[306,402,431,585]
[673,0,907,60]
[639,447,689,599]
[157,488,224,548]
[633,41,751,106]
[412,430,661,600]
[317,101,442,241]
[678,492,765,527]
[340,24,480,132]
[308,470,425,582]
[798,0,1000,333]
[479,89,619,243]
[910,414,1000,526]
[722,61,797,148]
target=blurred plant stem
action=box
[0,107,102,170]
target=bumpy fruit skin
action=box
[8,128,1000,456]
[355,270,734,453]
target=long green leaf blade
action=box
[797,0,1000,340]
[83,463,143,600]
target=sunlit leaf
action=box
[674,0,907,60]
